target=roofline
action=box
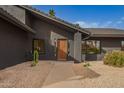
[84,28,124,38]
[84,28,124,31]
[90,34,124,38]
[0,8,35,34]
[18,5,90,35]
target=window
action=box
[82,40,101,54]
[33,39,45,54]
[121,41,124,50]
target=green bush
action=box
[87,47,100,54]
[103,51,124,67]
[83,63,91,67]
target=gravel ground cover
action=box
[43,61,124,88]
[0,61,124,88]
[0,61,54,88]
[80,61,124,88]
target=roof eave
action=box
[19,5,90,35]
[0,8,36,34]
[91,34,124,38]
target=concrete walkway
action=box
[43,62,76,86]
[42,62,100,88]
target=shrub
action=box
[83,63,91,67]
[103,51,124,67]
[87,47,100,54]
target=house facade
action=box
[82,28,124,61]
[0,5,90,69]
[0,5,124,69]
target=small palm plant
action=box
[49,9,55,17]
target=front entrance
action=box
[57,39,68,61]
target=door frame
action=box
[56,39,68,61]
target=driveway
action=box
[0,61,124,88]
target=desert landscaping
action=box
[0,61,124,88]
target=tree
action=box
[75,24,80,27]
[49,9,55,17]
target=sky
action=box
[33,5,124,29]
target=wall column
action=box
[74,32,82,63]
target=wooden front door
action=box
[57,39,68,60]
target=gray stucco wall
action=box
[0,5,26,24]
[25,11,33,27]
[0,17,32,69]
[31,17,74,60]
[101,38,122,52]
[74,32,82,62]
[82,37,124,61]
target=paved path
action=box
[42,62,100,88]
[42,62,76,86]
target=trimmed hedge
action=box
[103,51,124,67]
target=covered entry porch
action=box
[32,31,89,63]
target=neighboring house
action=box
[0,5,124,69]
[82,28,124,61]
